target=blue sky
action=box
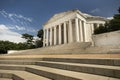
[0,0,120,43]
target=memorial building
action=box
[43,9,108,47]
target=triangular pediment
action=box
[44,9,108,25]
[44,10,75,25]
[44,9,87,25]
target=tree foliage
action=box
[36,29,43,47]
[94,25,109,34]
[37,29,43,40]
[0,41,30,54]
[22,33,36,48]
[0,40,38,54]
[108,13,120,31]
[22,33,33,44]
[94,7,120,34]
[0,30,44,54]
[34,39,43,48]
[118,7,120,13]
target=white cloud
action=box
[0,10,32,22]
[15,25,26,30]
[90,8,100,13]
[0,10,8,18]
[0,10,37,33]
[7,25,37,33]
[0,25,8,30]
[107,17,113,20]
[0,24,26,43]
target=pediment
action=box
[44,9,87,25]
[44,9,108,26]
[44,10,75,25]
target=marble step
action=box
[0,64,119,80]
[0,58,120,66]
[42,58,120,66]
[0,72,24,80]
[0,59,120,78]
[1,54,120,59]
[0,60,36,65]
[0,78,12,80]
[0,70,51,80]
[0,73,12,79]
[36,61,120,78]
[0,58,42,60]
[26,65,119,80]
[0,64,81,80]
[0,64,25,71]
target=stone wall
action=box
[8,50,23,54]
[93,30,120,47]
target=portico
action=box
[43,9,108,47]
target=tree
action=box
[118,7,120,13]
[0,41,17,54]
[94,25,108,34]
[0,40,37,54]
[17,43,29,50]
[34,39,43,48]
[0,43,7,54]
[108,7,120,31]
[22,33,33,44]
[36,29,44,47]
[94,7,120,34]
[37,29,43,40]
[22,33,36,49]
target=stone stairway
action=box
[7,42,92,55]
[7,42,120,55]
[0,56,120,80]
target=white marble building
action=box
[43,9,108,47]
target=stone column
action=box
[50,28,52,46]
[64,22,67,44]
[81,21,85,42]
[69,19,73,43]
[91,23,94,34]
[90,24,94,46]
[46,28,49,46]
[43,29,46,47]
[75,18,80,42]
[83,21,87,42]
[54,26,57,45]
[79,20,83,42]
[59,24,62,44]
